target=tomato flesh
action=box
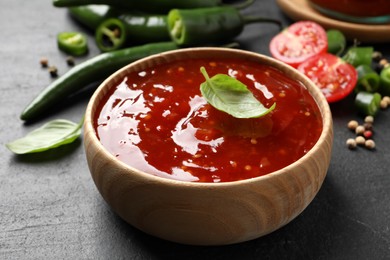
[270,21,328,68]
[298,53,357,103]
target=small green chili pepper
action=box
[355,64,381,93]
[57,32,89,56]
[167,6,281,46]
[54,0,255,13]
[95,18,127,52]
[379,66,390,96]
[342,46,373,68]
[21,42,178,121]
[355,91,381,116]
[326,29,346,55]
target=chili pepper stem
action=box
[242,16,282,30]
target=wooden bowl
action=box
[84,48,333,245]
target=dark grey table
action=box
[1,1,389,259]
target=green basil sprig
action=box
[200,67,276,118]
[6,118,84,154]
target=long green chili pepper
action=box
[20,42,178,121]
[54,0,255,13]
[354,91,381,116]
[167,6,281,46]
[355,64,381,93]
[379,66,390,96]
[68,5,113,31]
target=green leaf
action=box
[200,67,276,118]
[6,118,84,154]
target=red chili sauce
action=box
[309,0,390,17]
[94,58,323,183]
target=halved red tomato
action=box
[269,21,328,68]
[297,53,358,103]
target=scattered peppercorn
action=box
[346,116,377,151]
[379,58,389,69]
[347,120,358,130]
[40,57,49,67]
[355,125,365,135]
[364,122,373,131]
[364,115,374,124]
[363,130,373,139]
[346,138,357,149]
[365,139,376,150]
[383,96,390,105]
[355,136,366,146]
[48,66,58,77]
[380,99,388,109]
[66,56,75,66]
[372,51,383,62]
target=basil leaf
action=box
[200,67,276,118]
[6,118,84,154]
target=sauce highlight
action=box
[94,58,323,182]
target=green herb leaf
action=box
[6,118,84,154]
[200,67,276,118]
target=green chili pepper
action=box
[95,18,127,52]
[167,6,281,46]
[342,46,373,68]
[69,5,171,49]
[379,66,390,96]
[354,91,381,116]
[355,64,381,93]
[116,13,170,44]
[68,5,113,31]
[20,42,178,121]
[326,29,346,56]
[57,32,88,56]
[54,0,255,13]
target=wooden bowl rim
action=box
[84,47,333,188]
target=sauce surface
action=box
[94,58,323,182]
[309,0,390,17]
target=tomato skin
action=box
[297,53,358,103]
[269,21,328,68]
